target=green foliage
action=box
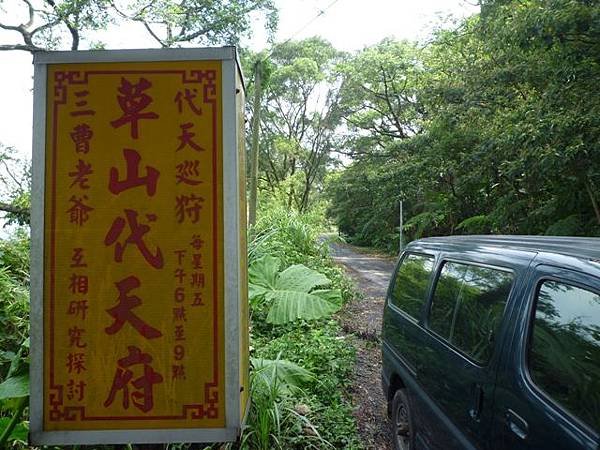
[0,375,29,400]
[0,0,277,52]
[244,38,347,213]
[246,203,361,449]
[337,39,423,148]
[0,231,29,367]
[249,255,342,325]
[327,1,600,249]
[252,321,360,449]
[250,204,354,303]
[249,205,323,266]
[243,355,320,450]
[115,0,278,47]
[456,215,493,234]
[0,417,27,445]
[251,356,314,395]
[0,232,30,448]
[0,148,31,226]
[0,341,29,448]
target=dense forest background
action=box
[239,0,600,252]
[1,0,599,247]
[324,1,600,250]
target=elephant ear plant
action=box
[249,255,342,324]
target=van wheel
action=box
[391,389,414,450]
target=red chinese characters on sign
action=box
[70,90,96,117]
[70,124,93,154]
[70,248,87,268]
[176,123,204,152]
[111,78,159,139]
[67,379,86,401]
[104,209,164,269]
[66,352,86,374]
[66,195,94,226]
[104,346,163,413]
[109,149,159,196]
[66,101,95,224]
[175,194,204,224]
[64,91,95,385]
[172,364,186,380]
[53,66,221,422]
[190,235,205,307]
[174,88,202,115]
[68,300,88,319]
[105,276,162,339]
[176,160,202,185]
[100,76,166,414]
[68,326,86,348]
[69,159,93,189]
[69,273,88,294]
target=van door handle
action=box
[469,384,484,422]
[506,409,528,440]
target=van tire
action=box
[391,388,414,450]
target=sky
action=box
[0,0,479,161]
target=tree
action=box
[0,146,30,225]
[0,0,277,52]
[327,0,600,249]
[337,39,424,158]
[109,0,277,48]
[0,0,112,51]
[255,37,345,212]
[0,0,279,223]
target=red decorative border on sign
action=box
[48,68,220,422]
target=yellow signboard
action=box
[31,48,248,445]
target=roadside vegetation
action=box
[0,230,30,448]
[0,204,362,449]
[243,204,361,449]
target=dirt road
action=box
[328,240,398,450]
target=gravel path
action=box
[328,239,398,450]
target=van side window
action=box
[390,253,434,319]
[428,262,513,363]
[529,281,600,432]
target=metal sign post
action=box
[30,47,249,445]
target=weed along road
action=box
[328,239,397,450]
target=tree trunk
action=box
[584,177,600,226]
[248,63,262,228]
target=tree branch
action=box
[0,43,42,52]
[44,0,80,50]
[0,202,29,216]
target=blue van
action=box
[381,236,600,450]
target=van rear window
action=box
[529,281,600,432]
[390,253,434,320]
[428,262,513,364]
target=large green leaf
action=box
[311,289,343,308]
[265,289,341,324]
[276,264,331,292]
[0,374,29,400]
[249,255,281,293]
[251,357,313,394]
[248,255,341,324]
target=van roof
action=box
[412,235,600,261]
